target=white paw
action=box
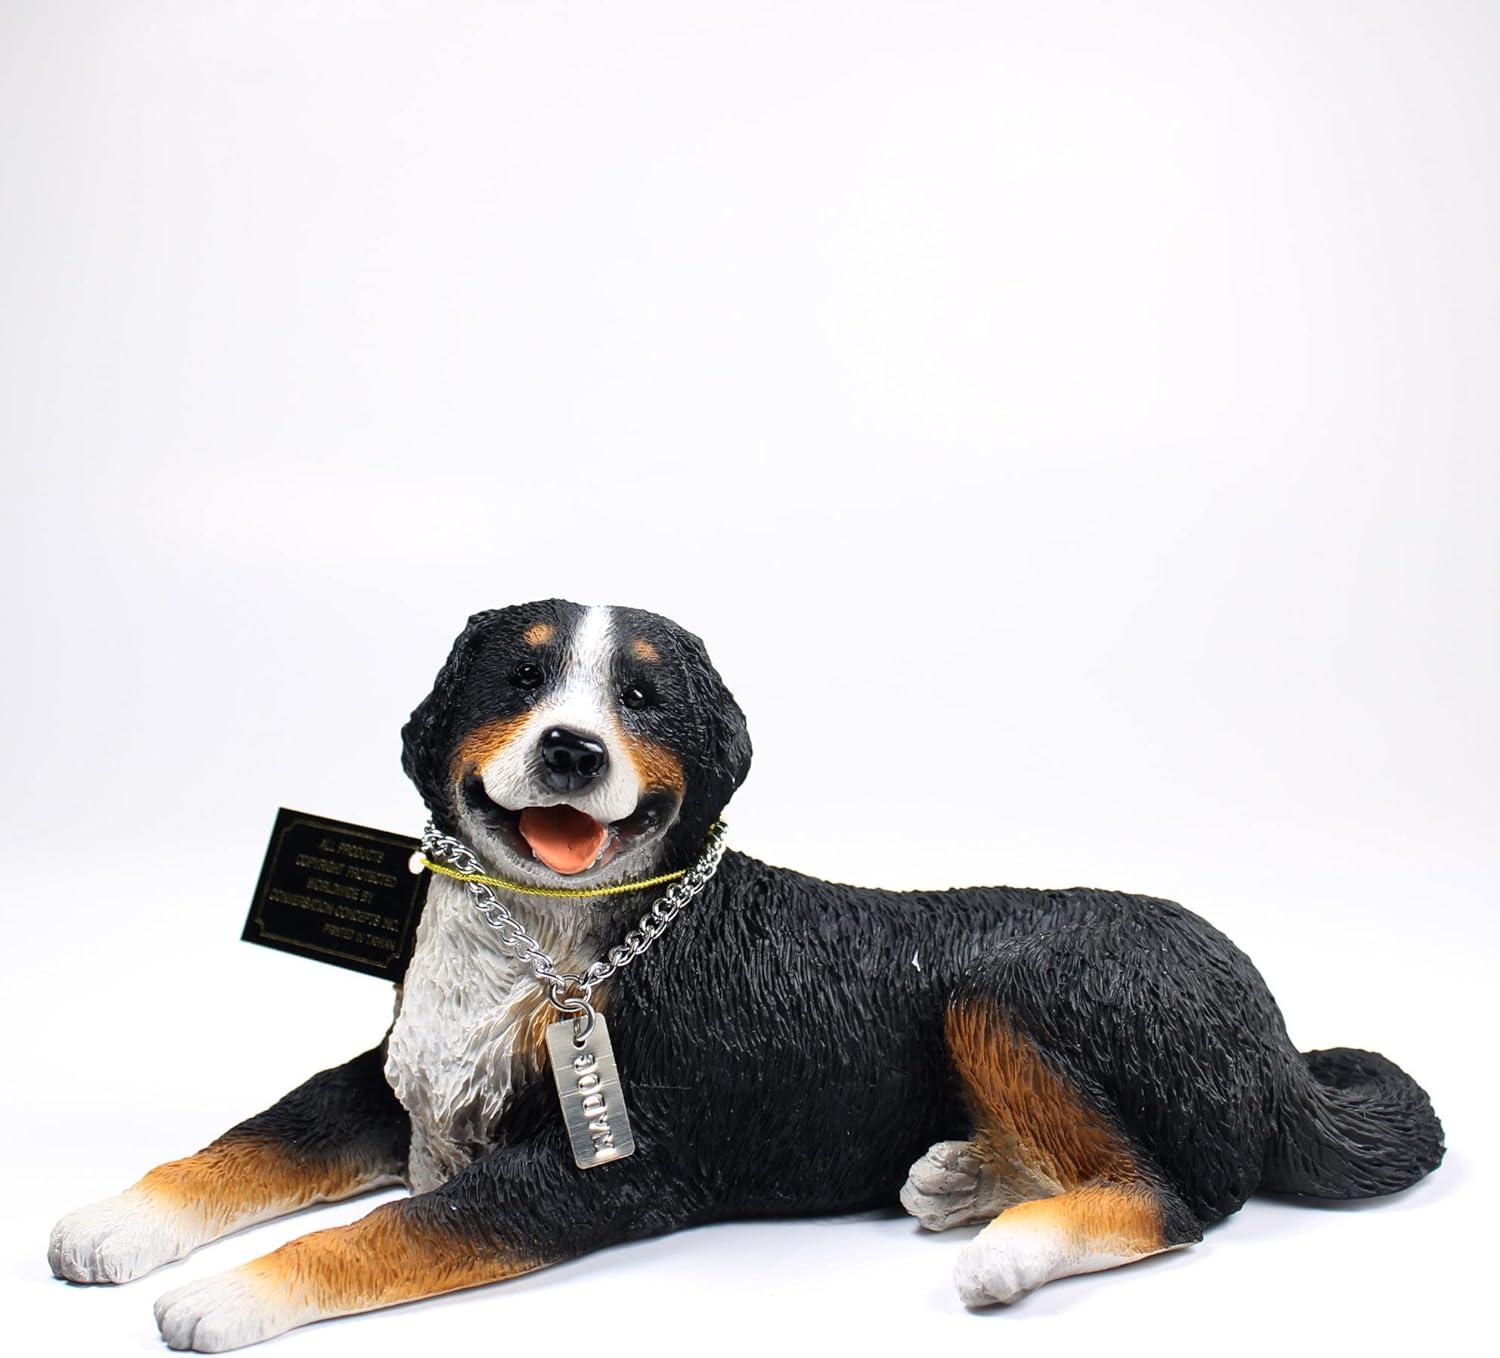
[155,1271,306,1352]
[48,1190,200,1284]
[901,1140,988,1230]
[954,1220,1134,1307]
[900,1139,1043,1232]
[954,1229,1046,1306]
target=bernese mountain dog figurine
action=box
[49,600,1444,1350]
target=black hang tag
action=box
[242,808,430,982]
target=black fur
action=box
[607,604,752,859]
[136,602,1448,1305]
[383,602,1443,1267]
[226,1044,409,1179]
[198,884,1445,1280]
[401,600,588,832]
[394,857,1442,1268]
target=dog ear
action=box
[401,609,502,827]
[670,624,752,841]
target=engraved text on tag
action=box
[545,1014,636,1169]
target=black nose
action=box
[539,727,609,791]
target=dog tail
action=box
[1260,1046,1444,1198]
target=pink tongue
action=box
[518,805,608,875]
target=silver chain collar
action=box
[420,819,729,1036]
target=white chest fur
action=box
[385,877,596,1193]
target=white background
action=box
[2,2,1495,1354]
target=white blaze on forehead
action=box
[567,603,615,691]
[476,604,642,825]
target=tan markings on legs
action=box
[630,637,660,664]
[944,1000,1136,1190]
[955,1182,1173,1306]
[994,1180,1167,1255]
[944,1001,1183,1306]
[155,1203,539,1349]
[138,1132,394,1235]
[50,1133,398,1286]
[453,714,530,780]
[523,621,555,647]
[250,1201,532,1311]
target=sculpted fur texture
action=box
[49,600,1444,1349]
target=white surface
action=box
[1,2,1494,1355]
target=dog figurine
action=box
[49,600,1444,1350]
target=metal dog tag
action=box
[545,1014,636,1169]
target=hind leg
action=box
[955,1181,1187,1305]
[941,999,1201,1306]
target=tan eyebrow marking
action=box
[630,637,660,664]
[523,622,555,647]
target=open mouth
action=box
[460,775,676,877]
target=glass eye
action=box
[510,663,544,690]
[621,683,651,710]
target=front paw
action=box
[155,1270,307,1352]
[48,1190,199,1284]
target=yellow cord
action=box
[420,823,725,900]
[421,859,689,899]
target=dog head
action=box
[402,601,751,885]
